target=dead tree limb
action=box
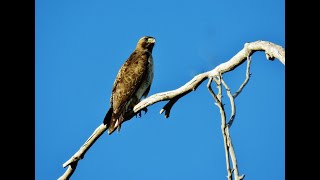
[133,40,284,179]
[58,124,107,180]
[211,75,244,180]
[207,76,233,180]
[134,40,285,114]
[59,40,284,179]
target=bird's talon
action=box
[138,111,142,118]
[142,107,148,114]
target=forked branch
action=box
[59,40,284,180]
[210,76,244,180]
[134,40,284,114]
[207,76,232,180]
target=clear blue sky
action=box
[35,0,285,179]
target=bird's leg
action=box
[136,110,142,118]
[142,107,148,114]
[135,107,148,118]
[117,123,121,132]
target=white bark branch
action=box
[211,75,245,180]
[58,124,108,180]
[58,40,284,180]
[134,40,284,179]
[133,40,285,114]
[221,79,236,128]
[58,162,78,180]
[208,76,232,180]
[222,55,252,128]
[225,126,245,180]
[233,56,252,99]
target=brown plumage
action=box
[103,36,156,135]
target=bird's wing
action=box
[111,50,151,115]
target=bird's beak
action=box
[147,38,156,43]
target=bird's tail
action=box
[103,108,114,134]
[103,107,122,135]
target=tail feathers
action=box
[103,107,113,128]
[103,107,123,135]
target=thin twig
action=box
[214,75,245,180]
[220,79,236,128]
[207,77,232,180]
[234,56,252,98]
[225,126,245,180]
[214,75,222,102]
[159,95,182,118]
[207,77,219,103]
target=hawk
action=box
[103,36,156,135]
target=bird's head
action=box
[136,36,156,52]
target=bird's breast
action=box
[135,55,154,100]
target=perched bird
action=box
[103,36,156,135]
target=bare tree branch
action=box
[58,162,78,180]
[207,77,219,103]
[220,79,236,128]
[233,56,252,99]
[59,40,284,179]
[134,40,285,114]
[58,124,108,180]
[208,76,233,180]
[247,41,285,64]
[211,75,245,180]
[218,55,251,128]
[159,95,182,118]
[225,125,245,180]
